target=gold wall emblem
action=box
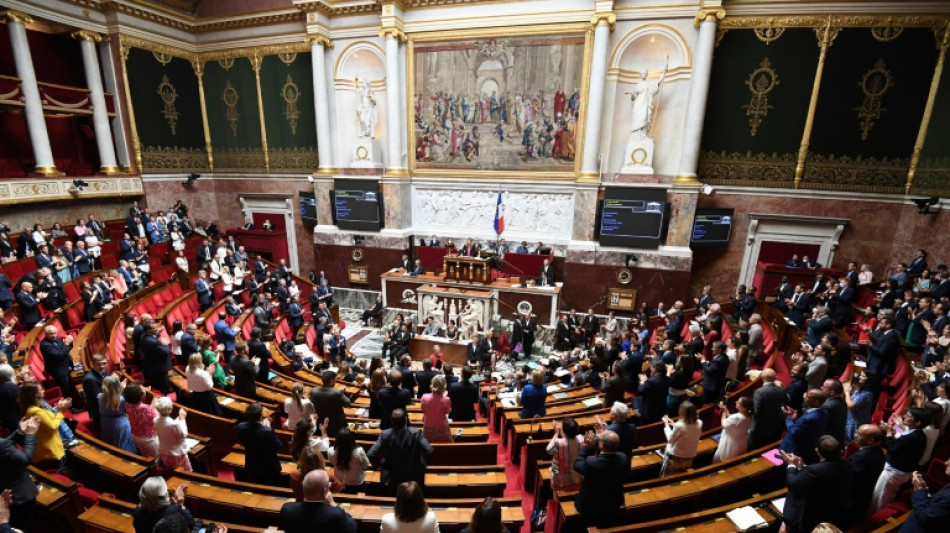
[743,58,779,136]
[281,74,300,135]
[152,51,173,65]
[753,27,785,44]
[222,80,240,136]
[278,52,297,65]
[856,58,893,140]
[157,74,180,135]
[871,26,904,42]
[217,58,235,71]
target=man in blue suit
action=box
[214,311,238,363]
[780,388,829,464]
[195,271,213,311]
[806,306,832,347]
[903,460,950,532]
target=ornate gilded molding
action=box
[0,176,143,207]
[222,80,241,137]
[157,74,181,135]
[140,146,209,173]
[743,57,779,136]
[193,11,305,33]
[720,15,946,30]
[379,28,409,42]
[212,148,267,173]
[694,8,726,29]
[119,35,195,62]
[270,146,319,173]
[0,10,34,25]
[71,30,103,43]
[803,153,908,194]
[200,42,311,62]
[911,157,950,196]
[282,75,301,136]
[590,12,617,30]
[855,59,893,141]
[307,35,334,49]
[699,150,797,188]
[296,1,382,18]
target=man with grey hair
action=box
[747,313,765,368]
[40,325,74,399]
[748,368,786,449]
[132,476,193,533]
[605,401,638,462]
[0,364,20,432]
[573,428,630,526]
[278,470,357,533]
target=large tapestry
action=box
[259,52,319,173]
[203,57,265,172]
[411,32,586,174]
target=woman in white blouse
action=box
[232,261,246,292]
[153,397,192,471]
[661,400,703,476]
[283,382,315,429]
[170,229,185,252]
[185,353,221,416]
[380,481,440,533]
[221,265,233,294]
[858,264,874,285]
[175,250,189,273]
[209,257,222,281]
[328,427,371,491]
[712,396,753,462]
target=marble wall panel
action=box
[2,197,136,231]
[312,243,409,291]
[561,261,691,316]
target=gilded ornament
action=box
[270,147,319,172]
[157,74,180,135]
[281,75,301,136]
[804,153,906,193]
[217,58,235,71]
[855,58,893,140]
[743,58,779,137]
[753,26,785,44]
[222,80,241,137]
[153,51,174,65]
[141,146,209,173]
[871,26,904,43]
[278,52,298,65]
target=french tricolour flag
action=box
[493,192,505,235]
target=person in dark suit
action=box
[637,360,670,424]
[214,312,239,363]
[821,379,848,445]
[376,370,412,429]
[603,362,627,409]
[140,322,172,394]
[0,415,40,532]
[367,409,433,494]
[81,281,103,323]
[409,260,424,277]
[82,354,110,431]
[539,259,554,284]
[15,282,41,330]
[845,424,886,527]
[701,341,730,405]
[903,459,950,533]
[780,389,829,464]
[781,436,853,533]
[447,366,479,422]
[310,371,351,436]
[0,273,12,312]
[230,342,260,399]
[179,324,199,366]
[398,254,411,271]
[581,308,599,347]
[748,368,787,449]
[521,314,537,358]
[866,317,900,395]
[244,327,270,384]
[573,429,630,527]
[807,307,832,348]
[605,402,638,462]
[194,271,213,312]
[870,408,930,515]
[279,470,357,533]
[236,402,282,485]
[830,277,856,327]
[253,256,267,283]
[288,296,304,331]
[73,241,92,274]
[414,358,439,399]
[40,325,74,399]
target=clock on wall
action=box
[352,248,364,262]
[617,267,633,285]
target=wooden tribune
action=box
[443,256,491,283]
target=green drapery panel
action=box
[805,28,939,192]
[203,58,265,172]
[913,44,950,196]
[125,47,207,173]
[259,53,318,173]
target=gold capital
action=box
[694,9,726,28]
[379,28,408,43]
[590,12,616,30]
[191,58,205,78]
[307,35,334,49]
[673,174,702,186]
[71,30,103,43]
[0,10,33,25]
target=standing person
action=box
[18,383,70,471]
[713,397,754,462]
[572,429,630,527]
[448,365,479,422]
[328,428,371,492]
[98,376,137,453]
[903,459,950,532]
[278,470,358,533]
[637,360,670,424]
[236,402,281,485]
[124,382,159,457]
[701,341,730,405]
[748,368,787,449]
[870,408,929,515]
[546,418,584,492]
[0,415,40,533]
[377,370,412,430]
[780,389,829,465]
[230,341,260,399]
[185,353,221,416]
[82,353,110,432]
[845,425,886,527]
[519,369,547,418]
[781,436,853,533]
[132,477,194,533]
[140,322,172,395]
[309,371,351,436]
[380,481,440,533]
[367,409,434,495]
[284,382,315,430]
[153,397,191,472]
[460,497,511,533]
[420,375,453,443]
[661,401,703,476]
[40,326,74,401]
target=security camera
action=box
[701,184,714,196]
[181,173,200,187]
[913,197,940,216]
[307,175,315,183]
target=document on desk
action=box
[725,506,767,531]
[771,498,786,514]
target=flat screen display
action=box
[331,179,382,231]
[692,208,734,245]
[597,187,667,249]
[299,191,317,223]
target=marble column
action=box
[579,13,615,180]
[381,29,407,175]
[74,31,120,174]
[310,36,336,174]
[666,190,699,247]
[676,9,724,185]
[2,11,58,175]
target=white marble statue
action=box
[356,78,377,139]
[459,300,484,340]
[423,294,445,326]
[626,63,667,140]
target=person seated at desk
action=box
[459,238,478,257]
[786,254,802,268]
[409,259,424,277]
[802,255,822,269]
[243,218,255,230]
[361,295,383,326]
[515,241,530,254]
[421,317,441,337]
[444,320,460,341]
[398,254,411,271]
[261,219,274,231]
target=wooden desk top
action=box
[381,271,562,294]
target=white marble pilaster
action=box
[3,11,58,175]
[97,41,132,170]
[676,9,724,185]
[74,32,119,174]
[382,30,406,175]
[579,14,615,179]
[310,36,336,173]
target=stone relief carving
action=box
[413,190,573,236]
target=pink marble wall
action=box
[690,193,950,299]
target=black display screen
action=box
[692,208,734,245]
[597,187,667,249]
[299,191,317,223]
[331,180,382,231]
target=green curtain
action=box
[125,47,208,173]
[203,57,265,172]
[911,41,950,196]
[259,52,318,173]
